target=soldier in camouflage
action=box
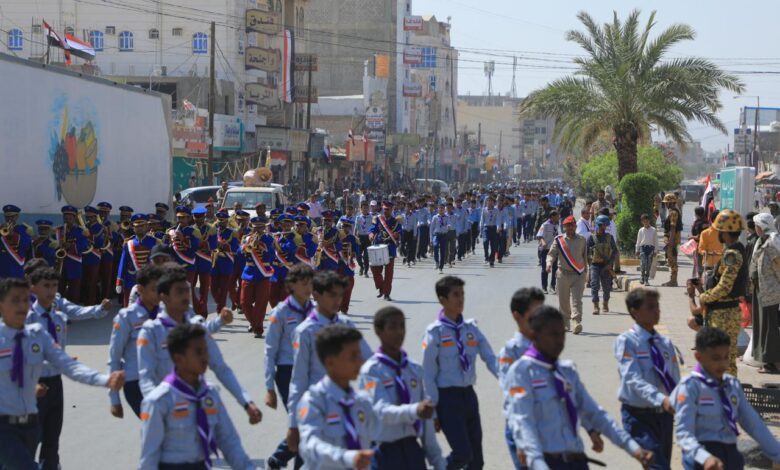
[694,209,747,376]
[662,193,683,287]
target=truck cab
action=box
[220,185,287,218]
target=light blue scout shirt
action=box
[507,355,640,470]
[430,213,450,235]
[358,351,446,470]
[298,376,379,470]
[497,332,532,395]
[517,200,528,218]
[107,300,160,406]
[27,299,108,378]
[526,199,539,216]
[355,213,373,236]
[416,208,432,227]
[139,379,254,469]
[480,207,499,230]
[55,292,108,318]
[467,205,482,225]
[0,322,108,416]
[672,367,780,466]
[402,210,417,232]
[264,296,313,391]
[614,325,681,408]
[136,308,250,406]
[421,314,498,406]
[288,311,373,427]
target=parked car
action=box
[413,179,450,196]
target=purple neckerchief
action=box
[338,391,362,450]
[437,310,470,372]
[286,297,314,317]
[11,331,24,388]
[136,299,159,320]
[638,327,677,394]
[692,364,739,436]
[163,372,219,468]
[308,310,338,324]
[375,348,421,435]
[159,316,179,329]
[39,307,58,343]
[523,345,579,435]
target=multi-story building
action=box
[1,0,311,183]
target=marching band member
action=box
[315,210,342,273]
[0,205,32,279]
[97,202,122,302]
[293,216,318,268]
[81,206,105,306]
[337,216,360,314]
[32,220,57,267]
[167,205,200,291]
[56,205,89,303]
[191,207,216,317]
[369,201,402,301]
[115,214,159,307]
[230,209,251,312]
[154,202,171,231]
[240,215,276,338]
[211,210,239,312]
[269,214,297,307]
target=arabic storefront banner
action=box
[245,83,280,111]
[245,47,280,72]
[245,10,282,35]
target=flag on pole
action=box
[701,174,715,218]
[282,29,294,103]
[363,129,369,156]
[64,34,95,61]
[43,20,71,65]
[348,129,355,146]
[322,144,331,164]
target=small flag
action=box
[322,144,331,164]
[348,129,355,146]
[43,20,71,65]
[363,129,369,156]
[64,34,95,61]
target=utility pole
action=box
[477,122,482,179]
[207,21,215,186]
[498,130,503,169]
[753,97,760,169]
[304,62,313,197]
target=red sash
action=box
[170,229,195,265]
[295,246,314,266]
[56,227,81,262]
[555,235,585,274]
[250,249,275,277]
[1,235,24,266]
[378,216,399,244]
[128,240,146,272]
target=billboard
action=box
[245,83,280,110]
[245,10,282,35]
[213,115,243,151]
[375,55,390,78]
[404,16,423,31]
[245,47,280,72]
[0,55,170,217]
[403,47,423,65]
[402,82,423,97]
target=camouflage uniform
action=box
[662,200,682,286]
[700,221,747,377]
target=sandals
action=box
[758,363,780,374]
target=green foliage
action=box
[519,9,744,175]
[616,173,660,252]
[580,146,683,197]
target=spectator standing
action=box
[749,213,780,373]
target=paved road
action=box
[59,237,652,469]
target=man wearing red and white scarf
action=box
[546,216,588,335]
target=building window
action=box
[7,29,23,51]
[267,0,274,10]
[148,28,159,39]
[299,8,304,29]
[89,30,104,51]
[172,27,183,37]
[238,34,244,55]
[64,26,74,36]
[276,0,282,12]
[105,26,115,35]
[411,47,437,68]
[118,31,134,51]
[429,75,437,92]
[192,32,208,54]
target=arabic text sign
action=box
[246,10,282,35]
[294,54,318,72]
[245,83,280,110]
[245,47,280,72]
[404,16,423,31]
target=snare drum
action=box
[367,244,390,266]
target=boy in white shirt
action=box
[635,214,657,285]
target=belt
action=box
[0,414,38,425]
[623,403,665,414]
[706,299,740,310]
[544,453,606,467]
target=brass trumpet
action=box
[120,220,131,231]
[0,221,14,237]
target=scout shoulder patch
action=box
[357,410,366,423]
[723,251,740,267]
[31,343,40,353]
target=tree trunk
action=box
[614,126,639,181]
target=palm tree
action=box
[520,10,744,180]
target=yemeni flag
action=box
[64,34,95,61]
[701,174,715,218]
[43,20,71,65]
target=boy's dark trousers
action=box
[372,436,427,470]
[417,225,430,259]
[457,232,468,260]
[682,442,743,470]
[402,231,416,264]
[622,404,673,470]
[485,226,499,264]
[437,386,483,470]
[358,234,371,274]
[0,417,40,469]
[123,380,144,418]
[447,229,457,263]
[470,222,479,253]
[268,365,303,469]
[37,375,64,470]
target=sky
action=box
[414,0,780,152]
